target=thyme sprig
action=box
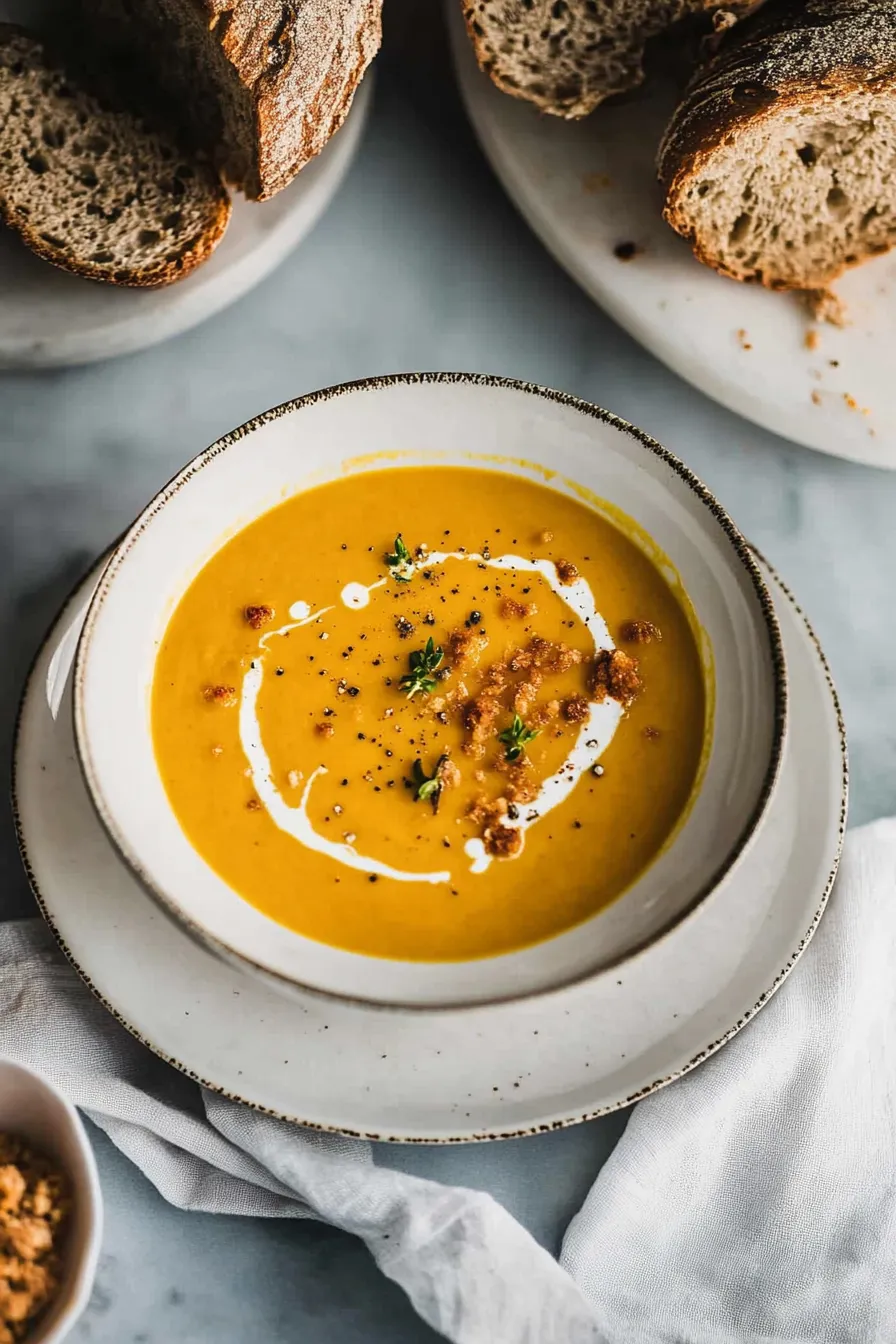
[412,754,449,812]
[385,534,415,583]
[498,714,540,762]
[400,637,443,699]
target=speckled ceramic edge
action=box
[10,548,846,1141]
[70,372,789,1010]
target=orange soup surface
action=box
[152,467,708,960]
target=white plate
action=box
[12,554,846,1141]
[0,75,371,370]
[448,7,896,469]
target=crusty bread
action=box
[83,0,382,201]
[659,0,896,290]
[0,25,231,287]
[460,0,757,119]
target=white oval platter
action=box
[12,551,845,1141]
[448,5,896,469]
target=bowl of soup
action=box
[73,374,786,1008]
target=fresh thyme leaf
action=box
[498,713,540,762]
[385,534,414,583]
[400,636,444,699]
[412,754,449,811]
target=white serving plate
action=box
[448,5,896,469]
[12,550,845,1141]
[72,375,785,1008]
[0,58,371,369]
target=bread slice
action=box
[81,0,382,202]
[459,0,757,119]
[0,25,231,287]
[659,0,896,290]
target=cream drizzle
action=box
[237,549,623,883]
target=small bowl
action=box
[72,374,787,1008]
[0,1059,102,1343]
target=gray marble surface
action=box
[2,5,895,1340]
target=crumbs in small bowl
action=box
[0,1135,69,1342]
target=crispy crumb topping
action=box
[500,597,537,620]
[619,619,662,645]
[554,559,579,585]
[244,605,274,630]
[562,694,590,724]
[0,1135,69,1343]
[447,626,489,670]
[589,649,642,706]
[203,684,237,707]
[483,823,524,859]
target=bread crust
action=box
[659,0,896,288]
[202,0,381,199]
[0,191,232,288]
[0,24,232,289]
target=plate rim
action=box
[10,548,848,1142]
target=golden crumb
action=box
[246,798,262,811]
[315,722,335,738]
[210,744,224,757]
[437,757,462,791]
[0,1135,69,1342]
[554,559,579,585]
[643,726,662,741]
[843,393,858,411]
[500,597,537,620]
[802,288,847,327]
[562,695,590,724]
[619,620,661,645]
[589,649,641,707]
[447,626,488,670]
[811,390,823,406]
[537,529,554,544]
[736,328,752,351]
[804,328,820,351]
[203,685,237,708]
[244,605,274,630]
[483,823,524,859]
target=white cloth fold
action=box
[2,820,893,1344]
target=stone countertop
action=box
[2,6,895,1340]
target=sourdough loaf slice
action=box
[460,0,757,119]
[659,0,896,290]
[82,0,382,201]
[0,25,231,287]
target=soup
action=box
[152,466,708,961]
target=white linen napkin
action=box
[2,819,893,1344]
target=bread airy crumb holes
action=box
[730,212,751,243]
[826,187,849,217]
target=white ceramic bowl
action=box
[73,374,787,1008]
[0,1059,102,1343]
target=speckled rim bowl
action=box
[72,373,787,1009]
[0,1058,103,1344]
